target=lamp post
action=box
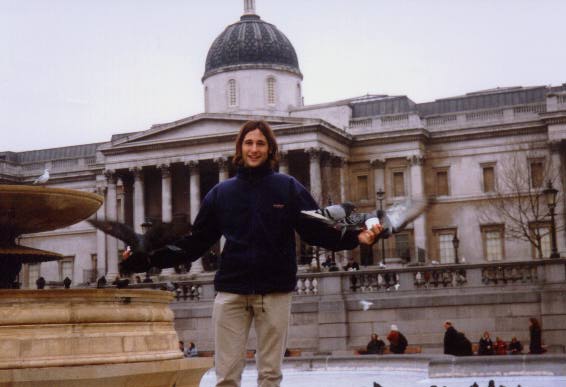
[543,180,560,259]
[452,233,460,264]
[376,188,385,265]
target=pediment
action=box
[111,114,246,147]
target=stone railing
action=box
[293,258,565,296]
[106,259,565,302]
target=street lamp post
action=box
[543,180,560,259]
[452,233,460,264]
[376,188,385,265]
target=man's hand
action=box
[357,223,383,245]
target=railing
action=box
[78,259,564,302]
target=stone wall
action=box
[168,259,566,355]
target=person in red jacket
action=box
[494,336,507,355]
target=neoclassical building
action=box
[1,1,565,290]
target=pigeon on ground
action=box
[359,300,373,311]
[88,219,191,275]
[378,262,386,268]
[33,169,50,184]
[394,283,400,291]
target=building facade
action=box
[1,1,565,350]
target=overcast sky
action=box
[1,0,565,152]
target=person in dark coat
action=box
[529,317,545,354]
[508,337,523,354]
[443,321,473,356]
[387,325,408,354]
[366,333,385,354]
[478,331,495,355]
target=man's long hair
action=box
[233,120,279,169]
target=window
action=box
[481,225,504,261]
[59,257,74,281]
[530,160,544,189]
[393,171,405,197]
[357,175,369,201]
[228,79,237,107]
[267,77,276,105]
[297,83,302,106]
[28,263,40,288]
[395,233,411,261]
[435,230,456,264]
[482,165,495,192]
[530,223,551,258]
[204,86,209,111]
[435,169,449,196]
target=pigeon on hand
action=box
[359,300,373,311]
[33,169,50,185]
[88,219,191,275]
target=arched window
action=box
[228,79,237,107]
[267,77,276,105]
[296,83,302,106]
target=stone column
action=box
[336,157,348,203]
[321,154,333,205]
[371,159,386,206]
[187,161,204,274]
[279,151,289,175]
[216,157,230,182]
[131,167,145,234]
[95,185,107,278]
[160,164,172,223]
[307,148,322,205]
[105,170,119,279]
[409,155,427,262]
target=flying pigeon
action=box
[33,169,50,184]
[300,199,429,240]
[88,219,191,275]
[359,300,373,311]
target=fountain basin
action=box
[0,288,212,386]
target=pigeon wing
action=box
[88,219,142,250]
[143,222,192,251]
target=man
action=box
[366,333,385,355]
[387,324,408,354]
[443,320,472,356]
[123,120,382,387]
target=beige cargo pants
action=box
[213,291,293,387]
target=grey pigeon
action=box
[33,169,50,184]
[373,383,382,387]
[302,202,356,222]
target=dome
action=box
[203,14,302,80]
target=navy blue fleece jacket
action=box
[167,164,359,294]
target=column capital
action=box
[104,169,117,184]
[185,160,200,171]
[408,155,425,166]
[305,147,323,160]
[332,156,348,168]
[158,164,171,177]
[370,158,386,169]
[214,156,230,168]
[129,166,144,179]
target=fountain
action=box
[0,185,212,386]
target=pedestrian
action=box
[529,317,545,354]
[187,341,198,357]
[366,333,385,355]
[508,337,523,354]
[122,120,383,387]
[443,321,473,356]
[478,331,495,356]
[387,324,408,354]
[494,336,507,355]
